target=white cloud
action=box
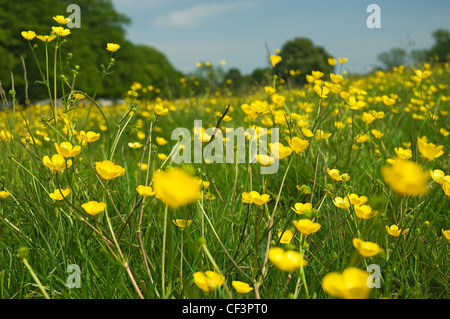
[154,1,258,28]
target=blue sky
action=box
[111,0,450,75]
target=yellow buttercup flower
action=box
[49,188,71,201]
[394,147,412,160]
[128,142,143,149]
[21,30,36,40]
[322,267,371,299]
[328,58,337,66]
[51,26,71,36]
[269,142,292,160]
[43,154,72,173]
[338,58,348,64]
[333,197,350,209]
[327,168,348,182]
[288,137,309,153]
[81,201,107,216]
[293,219,321,236]
[270,55,282,67]
[79,131,100,144]
[241,191,270,206]
[232,281,253,294]
[443,182,450,197]
[153,168,202,209]
[352,238,383,258]
[417,136,444,161]
[442,229,450,240]
[0,191,11,199]
[106,43,120,52]
[193,271,225,293]
[54,142,81,158]
[385,225,409,237]
[53,15,71,24]
[278,229,294,244]
[330,73,343,83]
[353,205,377,219]
[414,69,432,80]
[430,169,449,185]
[156,137,168,145]
[172,219,193,230]
[315,129,332,140]
[268,247,307,272]
[347,194,368,206]
[136,185,156,197]
[153,104,169,116]
[36,34,57,42]
[95,160,126,181]
[255,154,276,166]
[381,159,429,196]
[291,202,312,215]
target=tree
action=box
[275,37,334,86]
[376,47,408,70]
[428,29,450,62]
[0,0,183,103]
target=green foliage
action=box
[275,37,334,85]
[0,0,182,102]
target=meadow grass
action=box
[0,29,449,300]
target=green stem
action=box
[162,204,168,298]
[22,258,50,299]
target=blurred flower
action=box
[153,168,202,209]
[241,191,270,206]
[156,137,168,145]
[49,188,71,201]
[354,205,377,219]
[268,247,306,272]
[52,26,70,36]
[153,104,169,116]
[136,185,155,197]
[333,197,350,209]
[193,271,225,293]
[255,154,276,166]
[442,229,450,240]
[347,194,368,206]
[106,43,120,52]
[338,58,348,64]
[291,202,312,215]
[53,15,71,24]
[381,159,429,196]
[81,201,107,216]
[55,142,81,158]
[288,137,309,153]
[322,267,370,299]
[278,229,294,244]
[385,225,409,237]
[315,129,332,140]
[172,219,193,230]
[95,160,125,181]
[352,238,383,258]
[232,281,253,294]
[394,147,412,160]
[269,142,292,160]
[21,30,36,40]
[80,131,100,144]
[128,142,143,149]
[36,34,57,42]
[293,219,321,236]
[43,154,72,173]
[417,136,444,161]
[0,191,10,199]
[443,182,450,197]
[414,69,432,80]
[328,58,337,66]
[327,168,348,182]
[270,55,282,67]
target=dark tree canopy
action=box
[0,0,182,103]
[275,37,334,85]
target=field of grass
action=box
[0,24,449,300]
